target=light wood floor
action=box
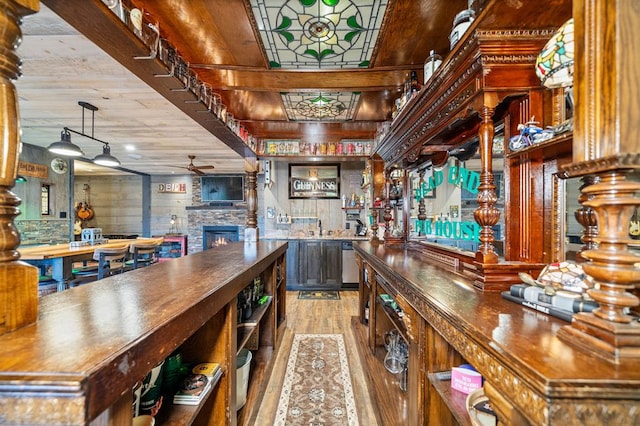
[255,290,380,425]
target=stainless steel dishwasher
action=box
[341,241,359,285]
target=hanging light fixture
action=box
[48,101,122,167]
[48,129,84,157]
[535,18,574,134]
[93,143,121,167]
[535,18,574,88]
[15,175,27,183]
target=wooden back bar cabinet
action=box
[0,241,287,425]
[355,241,640,425]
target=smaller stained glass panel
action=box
[282,92,360,121]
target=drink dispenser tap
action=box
[318,219,323,236]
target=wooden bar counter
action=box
[354,241,640,425]
[0,240,287,425]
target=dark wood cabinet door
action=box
[300,241,322,286]
[286,240,299,285]
[322,241,342,287]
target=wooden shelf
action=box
[376,295,408,342]
[237,345,275,426]
[428,371,472,426]
[260,154,370,161]
[352,317,408,425]
[505,131,573,160]
[161,368,225,425]
[237,296,272,355]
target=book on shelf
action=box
[173,362,222,405]
[501,292,574,322]
[510,284,598,313]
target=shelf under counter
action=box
[428,371,473,426]
[0,241,288,425]
[161,368,225,425]
[354,241,640,425]
[351,317,408,425]
[376,295,408,343]
[237,296,272,355]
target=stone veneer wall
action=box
[17,219,69,245]
[186,208,247,254]
[187,176,247,254]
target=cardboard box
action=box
[451,366,483,394]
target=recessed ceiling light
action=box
[125,144,136,151]
[128,153,143,159]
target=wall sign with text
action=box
[158,183,187,193]
[289,163,340,199]
[19,161,48,179]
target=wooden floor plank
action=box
[254,291,380,425]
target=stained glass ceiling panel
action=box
[250,0,389,70]
[283,92,360,121]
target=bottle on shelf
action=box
[409,70,421,98]
[423,50,443,84]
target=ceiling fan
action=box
[169,155,215,176]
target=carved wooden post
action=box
[573,175,599,258]
[558,170,640,358]
[556,0,640,361]
[370,209,379,242]
[0,0,40,335]
[473,106,500,263]
[245,170,257,228]
[417,171,427,235]
[244,160,258,241]
[382,170,392,240]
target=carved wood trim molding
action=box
[559,154,640,179]
[422,306,548,425]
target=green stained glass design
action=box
[250,0,388,70]
[282,92,360,121]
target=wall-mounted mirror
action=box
[407,126,505,256]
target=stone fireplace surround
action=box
[203,225,240,250]
[186,205,246,254]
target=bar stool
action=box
[38,276,58,297]
[126,238,163,270]
[69,245,129,287]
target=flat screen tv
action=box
[201,175,245,202]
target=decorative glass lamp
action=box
[536,18,575,133]
[535,18,574,88]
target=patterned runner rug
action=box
[297,291,341,300]
[274,334,359,425]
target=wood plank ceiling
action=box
[16,0,473,175]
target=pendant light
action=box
[49,101,122,167]
[48,129,84,157]
[93,143,121,167]
[535,18,574,88]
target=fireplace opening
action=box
[203,225,240,250]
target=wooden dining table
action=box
[19,239,142,291]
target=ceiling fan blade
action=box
[167,165,189,170]
[196,165,215,169]
[192,168,206,176]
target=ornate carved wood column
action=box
[244,159,258,241]
[245,170,257,228]
[0,0,39,335]
[558,169,640,360]
[382,169,393,240]
[573,175,599,258]
[474,106,500,263]
[557,0,640,361]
